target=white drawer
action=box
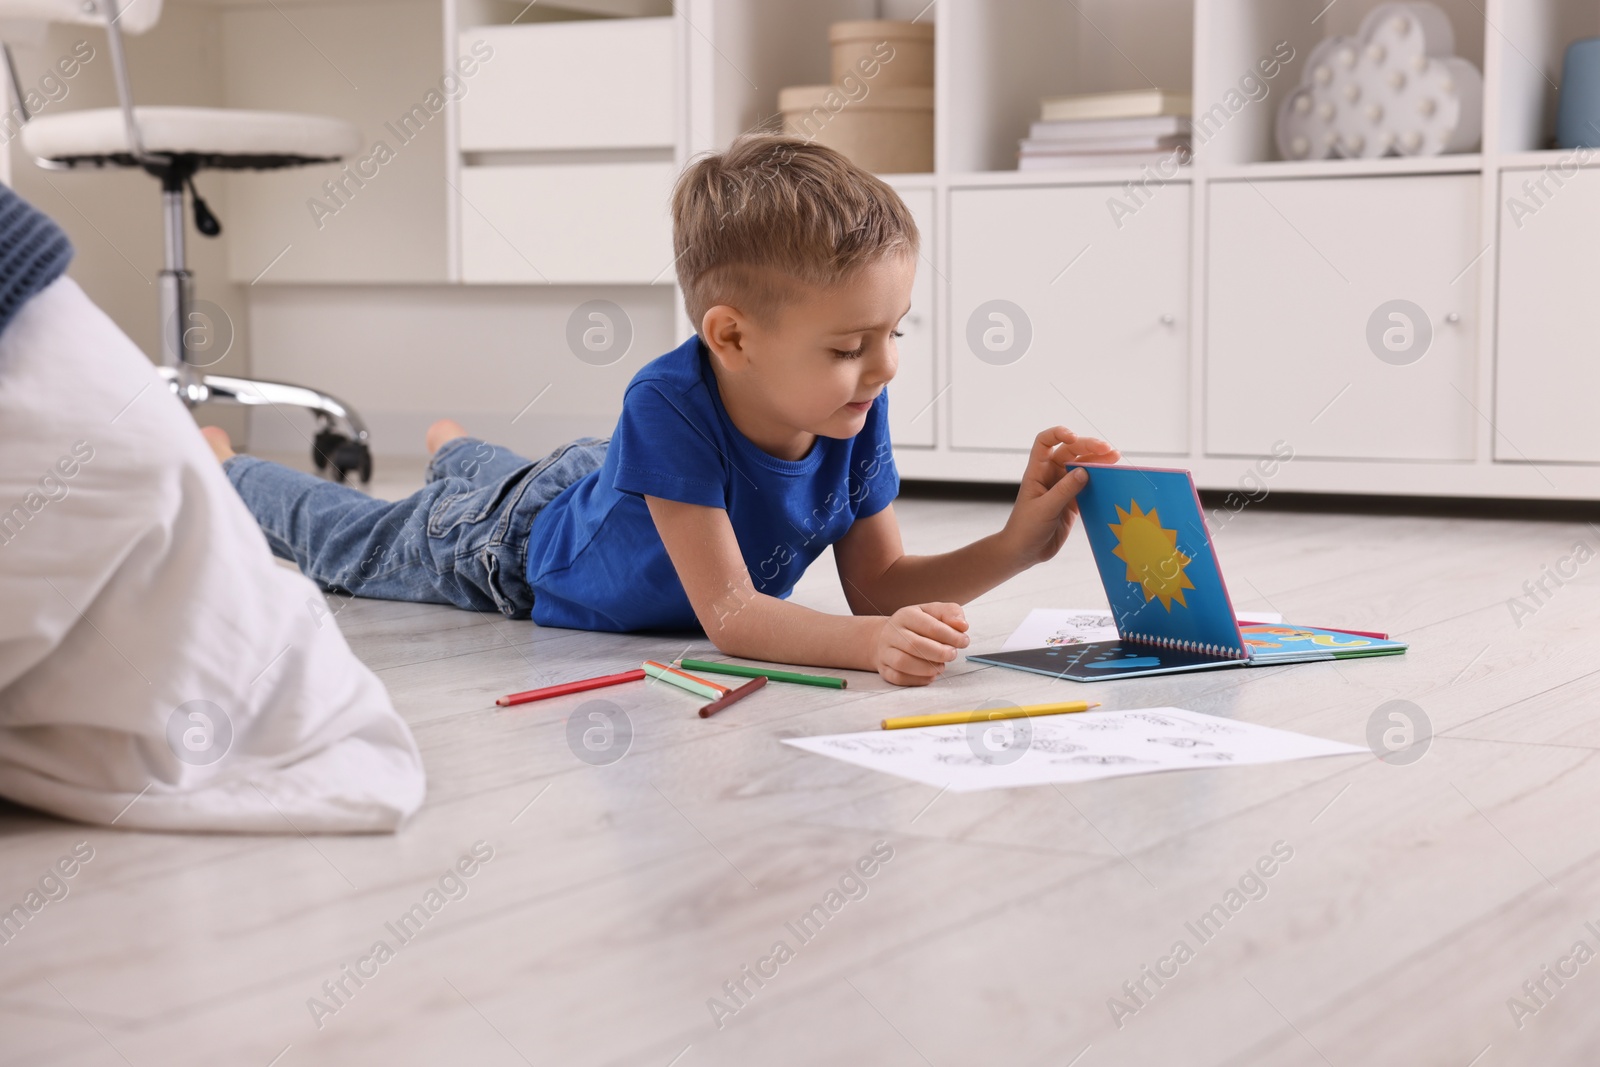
[459,162,676,284]
[459,19,676,152]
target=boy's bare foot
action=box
[426,418,469,454]
[200,425,235,463]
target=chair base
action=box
[159,367,374,486]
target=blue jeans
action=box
[224,436,608,617]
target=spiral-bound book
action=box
[968,464,1407,682]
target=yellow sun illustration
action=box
[1109,501,1195,611]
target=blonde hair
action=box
[671,133,919,337]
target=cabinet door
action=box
[889,187,936,448]
[949,184,1189,454]
[1207,175,1480,461]
[1496,168,1600,464]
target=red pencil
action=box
[1317,626,1391,640]
[496,668,646,707]
[698,675,767,718]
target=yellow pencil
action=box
[881,701,1100,731]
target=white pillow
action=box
[0,276,425,832]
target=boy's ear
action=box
[701,305,752,372]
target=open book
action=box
[968,464,1407,682]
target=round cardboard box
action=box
[829,19,934,89]
[779,85,934,174]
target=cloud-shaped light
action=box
[1276,1,1483,161]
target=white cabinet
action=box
[1495,167,1600,464]
[459,162,676,284]
[453,16,678,285]
[458,19,676,152]
[889,186,936,448]
[948,183,1190,455]
[1206,175,1481,461]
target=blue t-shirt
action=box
[524,336,900,632]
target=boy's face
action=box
[711,254,915,447]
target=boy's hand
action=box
[1001,426,1121,566]
[874,603,970,686]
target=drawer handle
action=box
[1159,313,1176,326]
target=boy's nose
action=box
[869,339,898,384]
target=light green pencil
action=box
[677,658,847,689]
[642,660,727,701]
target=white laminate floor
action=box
[3,461,1599,1066]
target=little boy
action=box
[207,134,1119,686]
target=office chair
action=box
[1,0,375,483]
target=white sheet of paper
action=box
[998,608,1285,652]
[783,707,1364,793]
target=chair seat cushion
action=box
[21,106,361,169]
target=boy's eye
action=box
[834,331,903,359]
[838,331,902,361]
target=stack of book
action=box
[1018,89,1192,171]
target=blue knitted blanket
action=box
[0,185,72,338]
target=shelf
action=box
[1199,0,1486,167]
[1493,0,1600,153]
[943,0,1194,174]
[1206,154,1482,181]
[1497,148,1600,171]
[458,0,670,27]
[945,165,1194,188]
[694,0,930,150]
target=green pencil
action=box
[677,658,847,689]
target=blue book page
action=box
[1070,464,1245,657]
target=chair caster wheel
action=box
[312,429,347,473]
[312,430,372,485]
[330,440,373,485]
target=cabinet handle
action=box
[1159,313,1176,326]
[1444,312,1461,325]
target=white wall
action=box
[218,0,452,285]
[244,282,680,460]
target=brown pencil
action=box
[698,675,767,718]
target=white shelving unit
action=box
[204,0,1600,498]
[674,0,1600,499]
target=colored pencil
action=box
[496,668,645,707]
[882,700,1099,731]
[642,660,729,701]
[1315,625,1391,640]
[677,658,847,689]
[698,675,768,718]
